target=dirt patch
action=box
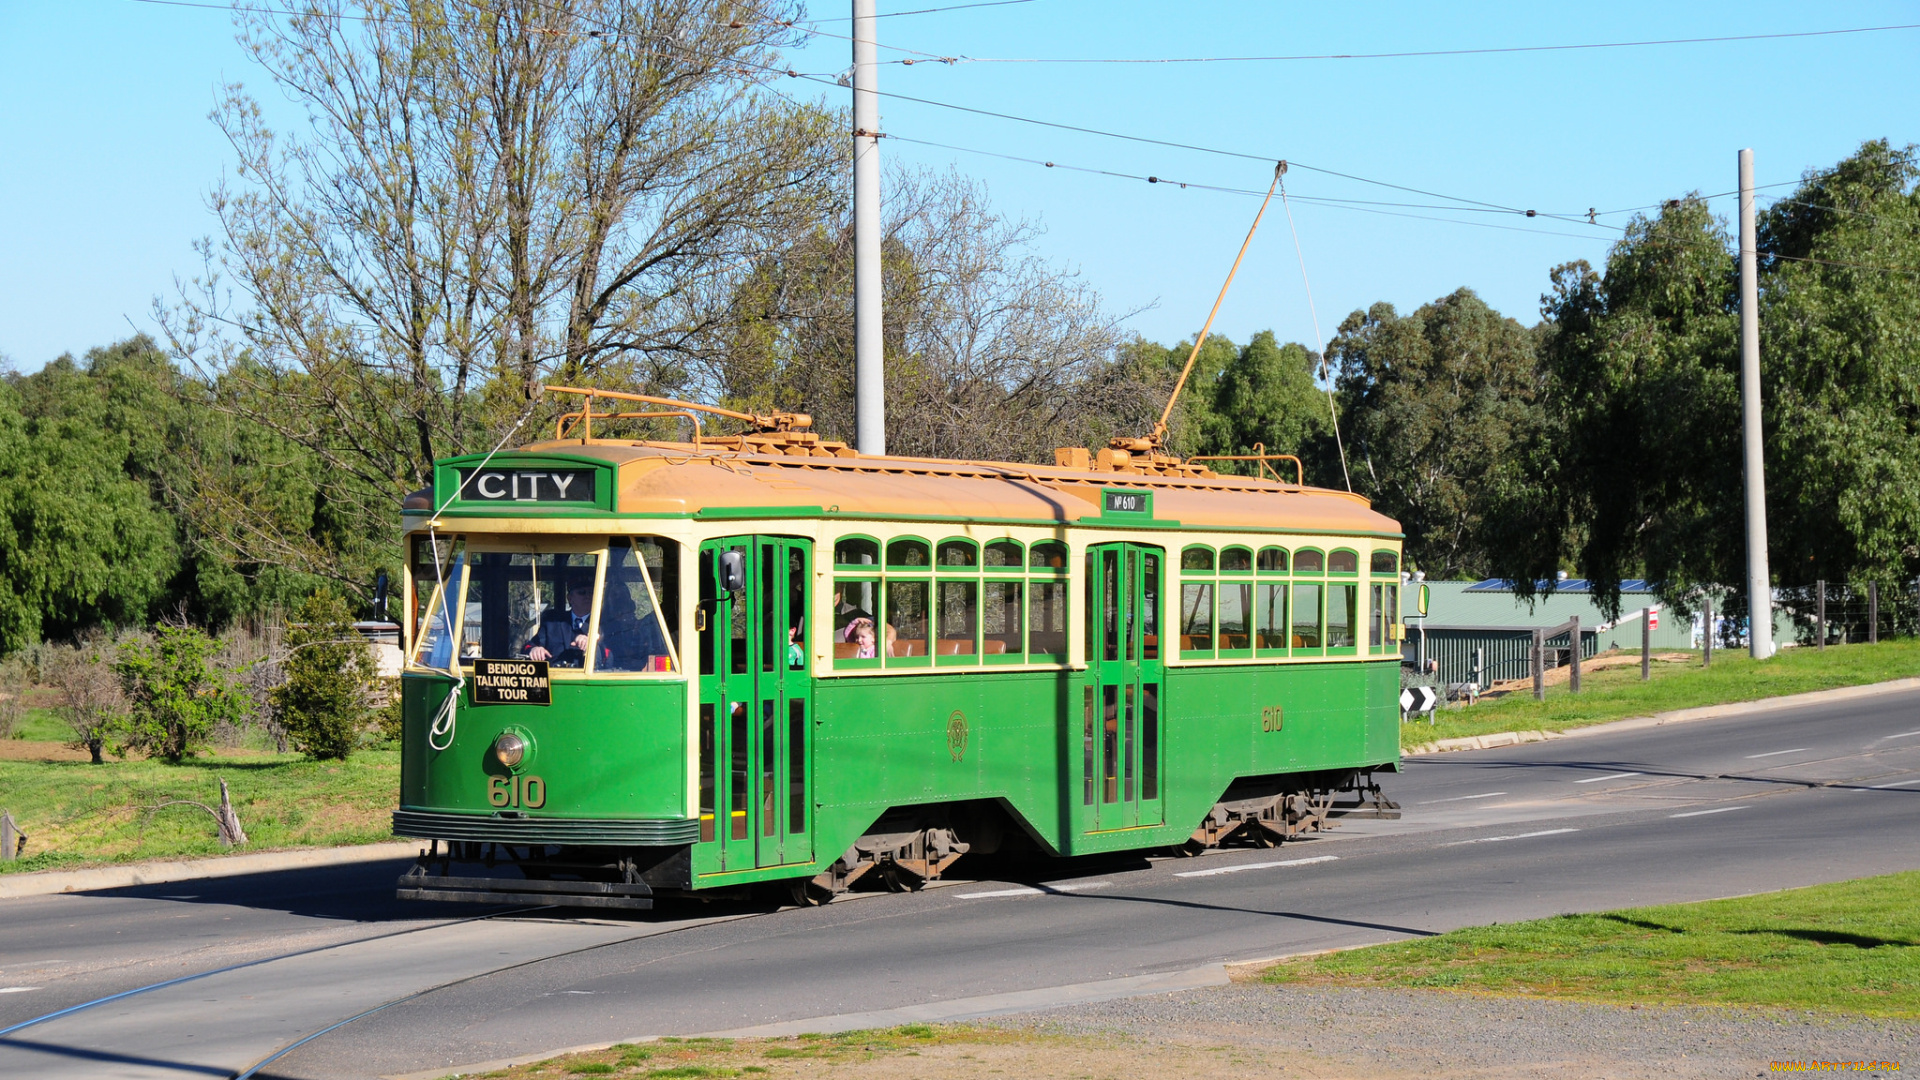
[0,740,92,762]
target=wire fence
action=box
[1774,581,1920,646]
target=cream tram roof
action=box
[409,439,1402,538]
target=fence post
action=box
[1570,615,1582,693]
[1642,607,1652,680]
[1817,579,1826,650]
[1,810,22,862]
[1869,581,1879,645]
[1532,628,1545,701]
[1703,594,1713,666]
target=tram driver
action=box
[523,577,595,667]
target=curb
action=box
[0,840,422,900]
[1404,675,1920,757]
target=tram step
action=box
[397,872,654,909]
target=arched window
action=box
[1220,546,1253,573]
[1371,550,1398,575]
[1328,549,1359,574]
[936,538,978,569]
[835,536,879,567]
[1182,546,1215,572]
[887,537,930,569]
[1294,549,1324,573]
[1030,540,1068,571]
[984,539,1023,567]
[1257,546,1288,573]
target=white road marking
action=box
[1445,828,1578,846]
[1424,791,1509,803]
[957,881,1112,898]
[1880,731,1920,741]
[1573,772,1643,784]
[1867,778,1920,790]
[1670,805,1752,818]
[1745,748,1809,759]
[0,987,38,994]
[1174,855,1339,879]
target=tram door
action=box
[1083,543,1165,832]
[697,536,814,872]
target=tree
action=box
[710,169,1132,463]
[115,625,248,761]
[272,590,378,760]
[0,353,181,653]
[1202,331,1334,481]
[1757,140,1920,591]
[45,635,126,765]
[1328,289,1545,579]
[162,0,840,590]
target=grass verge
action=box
[1263,870,1920,1018]
[0,748,397,874]
[472,1026,1075,1080]
[1405,637,1920,749]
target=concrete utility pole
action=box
[1739,148,1774,658]
[852,0,885,456]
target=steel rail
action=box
[0,905,554,1040]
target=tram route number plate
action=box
[1102,489,1149,514]
[471,659,551,706]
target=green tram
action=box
[395,396,1406,908]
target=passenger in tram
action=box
[596,582,672,672]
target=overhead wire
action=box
[871,21,1920,66]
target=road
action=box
[4,686,1918,1079]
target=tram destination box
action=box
[471,659,551,705]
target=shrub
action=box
[45,633,127,763]
[115,624,249,761]
[271,590,376,760]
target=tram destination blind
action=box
[457,467,596,503]
[471,659,552,705]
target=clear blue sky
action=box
[2,1,1916,370]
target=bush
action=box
[44,633,127,763]
[115,624,249,762]
[271,590,376,761]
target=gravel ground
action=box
[989,982,1919,1079]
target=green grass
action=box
[1406,637,1920,749]
[1265,870,1920,1017]
[11,708,70,742]
[0,748,399,873]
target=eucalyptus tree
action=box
[162,0,839,589]
[1327,288,1544,580]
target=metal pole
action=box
[1642,607,1651,681]
[1703,594,1713,666]
[1817,579,1826,649]
[1532,628,1545,701]
[852,0,885,456]
[1740,148,1774,658]
[1569,615,1581,693]
[1870,581,1879,644]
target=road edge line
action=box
[0,840,422,900]
[1404,676,1920,757]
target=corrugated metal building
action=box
[1405,578,1695,687]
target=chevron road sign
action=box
[1400,686,1438,719]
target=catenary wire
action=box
[873,22,1920,65]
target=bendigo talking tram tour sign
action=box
[470,659,552,705]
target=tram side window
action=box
[936,580,979,660]
[831,578,881,660]
[596,538,680,672]
[984,580,1022,659]
[1291,582,1323,650]
[461,550,600,667]
[885,580,929,658]
[1180,581,1214,655]
[1257,582,1288,653]
[1327,584,1357,649]
[1028,579,1068,657]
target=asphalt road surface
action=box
[5,686,1919,1079]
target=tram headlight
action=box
[492,731,527,770]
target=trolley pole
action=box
[852,0,885,455]
[1739,148,1774,658]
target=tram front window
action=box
[597,538,681,672]
[461,551,601,667]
